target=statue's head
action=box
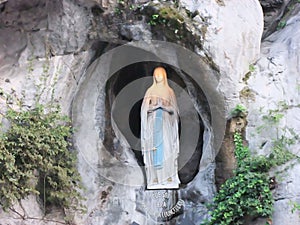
[153,67,168,85]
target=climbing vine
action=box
[203,132,274,225]
[0,92,84,214]
[203,104,299,225]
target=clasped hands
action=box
[148,98,174,114]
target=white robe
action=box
[141,89,180,189]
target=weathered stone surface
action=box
[47,0,92,55]
[259,0,290,38]
[269,161,300,224]
[120,23,152,41]
[244,4,300,224]
[0,28,27,67]
[1,0,299,224]
[181,0,264,110]
[245,5,300,151]
[215,115,248,190]
[0,195,65,225]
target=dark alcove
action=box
[104,61,207,185]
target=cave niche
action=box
[103,61,208,185]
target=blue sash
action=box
[152,108,164,169]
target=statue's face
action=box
[154,72,164,83]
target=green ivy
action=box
[0,103,84,214]
[202,132,274,225]
[203,103,299,224]
[203,127,298,225]
[230,104,247,118]
[233,133,250,165]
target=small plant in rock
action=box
[230,104,247,118]
[249,64,255,72]
[114,7,122,15]
[242,64,255,84]
[149,13,160,26]
[257,103,300,160]
[114,0,127,15]
[262,112,284,125]
[147,6,186,40]
[291,201,300,216]
[277,20,286,30]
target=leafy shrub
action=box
[0,104,84,213]
[203,132,274,225]
[204,102,299,224]
[207,172,273,225]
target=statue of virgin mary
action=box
[141,67,180,189]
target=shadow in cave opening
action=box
[104,61,206,185]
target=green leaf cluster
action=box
[148,6,186,40]
[204,102,298,224]
[230,104,247,118]
[149,6,184,26]
[203,132,274,225]
[291,201,300,215]
[277,21,286,30]
[0,104,84,213]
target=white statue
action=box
[141,67,180,189]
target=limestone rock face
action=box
[244,4,300,224]
[47,0,92,55]
[181,0,264,110]
[0,0,299,224]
